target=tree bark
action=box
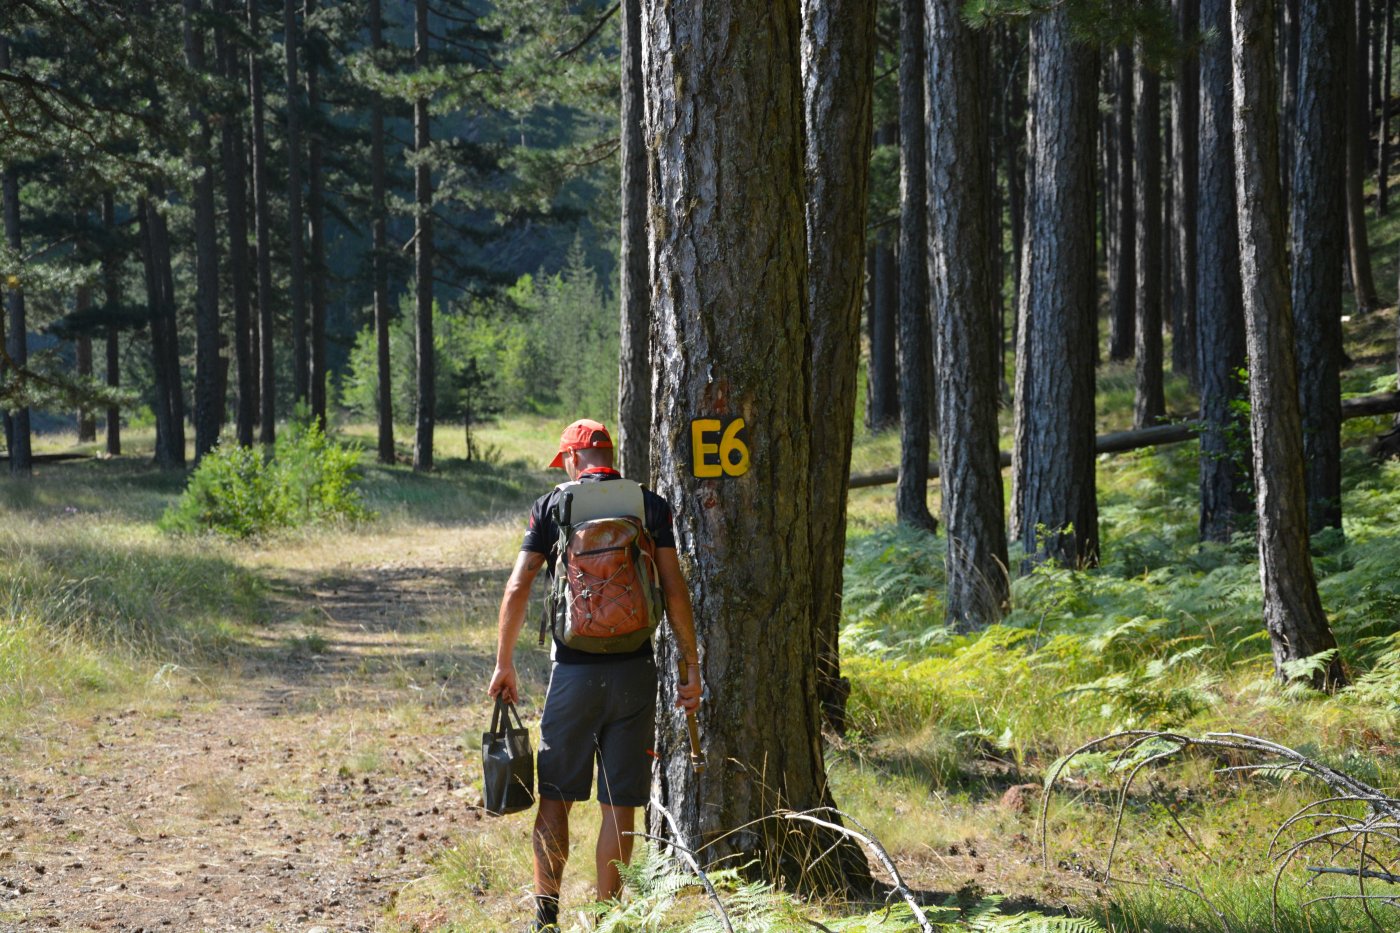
[284,0,308,403]
[1011,9,1099,569]
[101,193,121,456]
[641,0,872,892]
[1135,49,1165,428]
[1109,43,1136,363]
[1172,0,1200,385]
[2,38,32,476]
[928,0,1009,628]
[1380,0,1395,214]
[1232,0,1346,690]
[306,0,327,427]
[1196,0,1249,543]
[250,0,276,445]
[894,0,935,536]
[370,0,393,464]
[1292,0,1348,535]
[617,0,650,479]
[866,123,900,434]
[802,0,877,736]
[184,0,222,461]
[1347,0,1382,312]
[217,0,254,448]
[412,0,435,472]
[140,196,186,469]
[76,290,96,442]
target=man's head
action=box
[548,419,615,479]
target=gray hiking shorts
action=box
[537,654,657,807]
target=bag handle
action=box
[491,696,525,735]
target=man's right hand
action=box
[488,663,518,704]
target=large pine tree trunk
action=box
[866,123,900,434]
[101,194,122,457]
[1347,0,1382,312]
[185,0,223,461]
[616,0,650,479]
[641,0,871,892]
[140,196,186,469]
[412,0,435,472]
[1134,50,1165,428]
[370,0,394,464]
[1382,0,1395,214]
[928,0,1009,629]
[306,0,327,427]
[284,0,308,403]
[1011,10,1099,570]
[1,99,32,476]
[1293,0,1347,534]
[802,0,877,735]
[76,290,96,443]
[250,0,276,445]
[217,0,254,448]
[1232,0,1346,690]
[895,0,935,536]
[1108,44,1136,363]
[1172,0,1200,385]
[1197,0,1249,542]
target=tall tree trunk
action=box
[1372,0,1384,126]
[1197,0,1249,542]
[1005,25,1027,323]
[1293,0,1348,534]
[1232,0,1346,690]
[894,0,935,535]
[1011,8,1099,569]
[1109,43,1137,362]
[101,194,121,456]
[217,0,254,448]
[1172,0,1200,385]
[616,0,649,479]
[250,0,276,445]
[1281,0,1300,206]
[928,0,1010,628]
[2,38,32,477]
[642,0,872,892]
[284,0,308,403]
[802,0,877,737]
[1348,0,1382,311]
[369,0,393,464]
[140,196,186,469]
[1135,50,1165,428]
[412,0,435,472]
[1381,0,1395,214]
[185,0,223,461]
[76,289,96,442]
[306,0,327,427]
[866,123,900,433]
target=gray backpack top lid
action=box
[553,478,645,525]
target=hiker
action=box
[488,418,703,933]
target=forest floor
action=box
[0,468,1069,933]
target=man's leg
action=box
[533,798,573,927]
[596,804,636,901]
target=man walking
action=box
[488,418,703,932]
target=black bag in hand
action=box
[482,697,534,816]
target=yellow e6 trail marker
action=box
[690,417,750,478]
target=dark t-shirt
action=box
[521,467,676,664]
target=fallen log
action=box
[849,390,1400,490]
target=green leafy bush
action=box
[162,418,370,538]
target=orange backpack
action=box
[540,480,664,653]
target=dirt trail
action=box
[1,527,528,933]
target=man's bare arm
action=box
[487,550,546,704]
[655,547,702,711]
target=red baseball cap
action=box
[547,419,613,468]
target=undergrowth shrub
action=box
[162,417,370,538]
